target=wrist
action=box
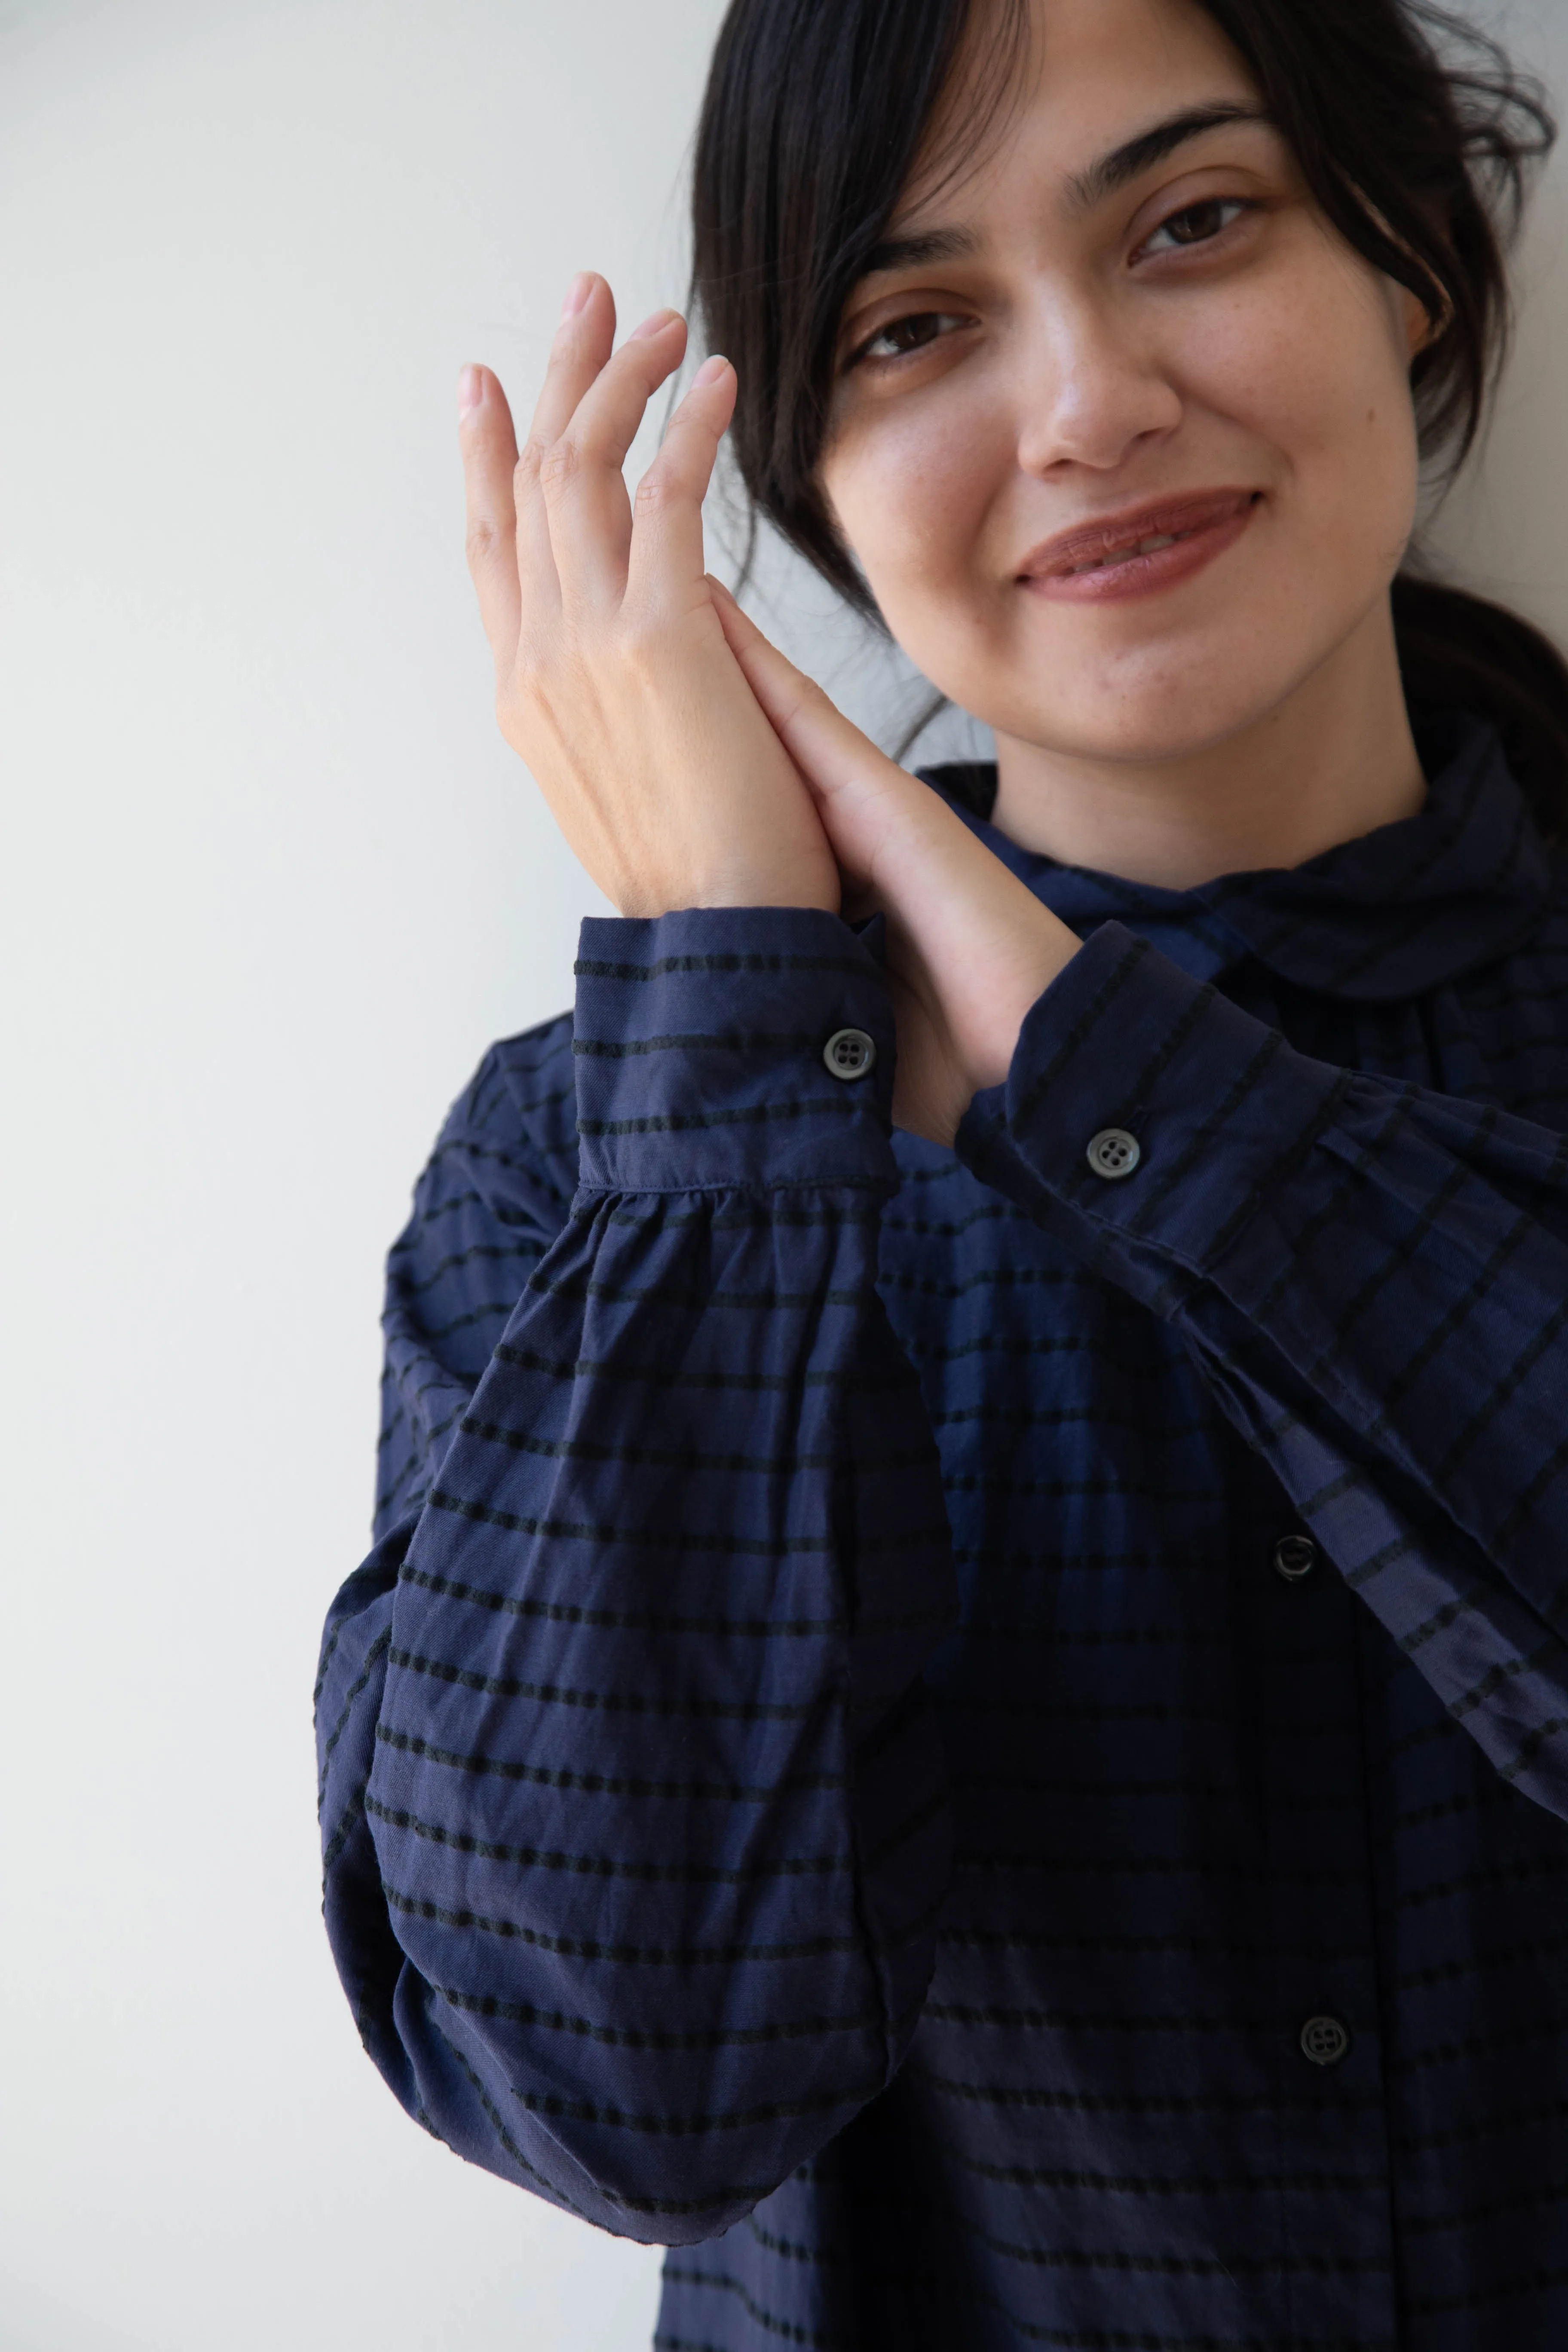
[615,845,842,921]
[965,906,1082,1094]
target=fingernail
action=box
[457,364,483,416]
[692,353,729,386]
[561,272,592,319]
[631,307,681,341]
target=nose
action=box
[1012,289,1183,478]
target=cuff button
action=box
[1086,1127,1141,1179]
[823,1028,877,1081]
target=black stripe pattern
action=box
[318,715,1568,2348]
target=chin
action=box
[1049,693,1282,765]
[977,614,1347,767]
[980,671,1292,767]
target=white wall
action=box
[0,4,1563,2347]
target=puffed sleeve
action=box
[315,908,956,2243]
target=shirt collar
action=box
[920,710,1553,1002]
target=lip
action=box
[1017,489,1262,605]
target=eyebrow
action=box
[1065,101,1273,212]
[860,101,1274,279]
[860,224,980,278]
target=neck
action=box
[990,598,1427,890]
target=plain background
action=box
[0,2,1564,2345]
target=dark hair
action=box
[692,0,1568,838]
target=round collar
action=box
[920,711,1553,1003]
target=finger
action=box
[624,357,738,612]
[709,580,887,794]
[458,363,524,662]
[709,580,952,882]
[510,274,619,619]
[715,581,1076,1033]
[539,310,688,608]
[525,272,617,449]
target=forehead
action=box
[895,0,1261,234]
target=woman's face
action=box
[819,0,1428,768]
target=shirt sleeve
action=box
[314,907,956,2245]
[958,920,1568,1825]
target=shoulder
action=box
[444,1010,579,1152]
[417,1010,580,1246]
[1508,854,1568,980]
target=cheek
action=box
[823,398,1011,609]
[1186,265,1420,551]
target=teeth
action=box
[1064,529,1188,576]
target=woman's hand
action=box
[710,583,1083,1145]
[458,277,839,919]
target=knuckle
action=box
[618,618,668,679]
[632,468,675,517]
[510,631,549,695]
[464,519,503,573]
[537,436,582,495]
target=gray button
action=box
[1086,1127,1141,1180]
[1300,2015,1351,2067]
[1274,1534,1318,1584]
[823,1027,876,1081]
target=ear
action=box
[1399,263,1456,361]
[1402,288,1424,356]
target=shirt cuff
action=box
[956,921,1348,1277]
[573,906,900,1193]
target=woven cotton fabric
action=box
[317,712,1568,2350]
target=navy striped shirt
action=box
[317,709,1568,2349]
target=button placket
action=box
[1299,2014,1352,2067]
[1273,1534,1318,1584]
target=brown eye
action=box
[855,310,968,364]
[1141,197,1250,257]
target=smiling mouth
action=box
[1063,526,1209,576]
[1020,490,1262,588]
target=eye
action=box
[851,309,971,366]
[1139,196,1253,258]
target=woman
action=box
[316,0,1568,2343]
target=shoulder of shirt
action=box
[416,1010,580,1218]
[436,1007,576,1144]
[1517,854,1568,963]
